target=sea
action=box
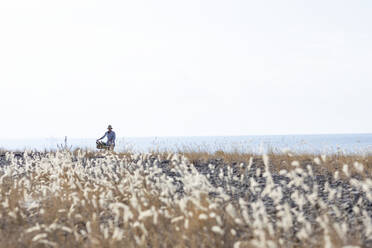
[1,133,372,154]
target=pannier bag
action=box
[96,141,110,150]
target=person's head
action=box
[107,125,113,132]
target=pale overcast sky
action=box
[0,0,371,139]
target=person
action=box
[97,125,116,150]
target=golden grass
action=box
[0,149,370,247]
[177,149,372,178]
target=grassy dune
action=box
[0,149,371,247]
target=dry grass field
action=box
[0,149,371,247]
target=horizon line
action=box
[1,132,372,140]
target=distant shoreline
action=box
[1,133,372,154]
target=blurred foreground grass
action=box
[0,149,371,247]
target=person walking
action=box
[97,125,116,150]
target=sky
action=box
[0,0,371,139]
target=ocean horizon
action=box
[1,133,372,154]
